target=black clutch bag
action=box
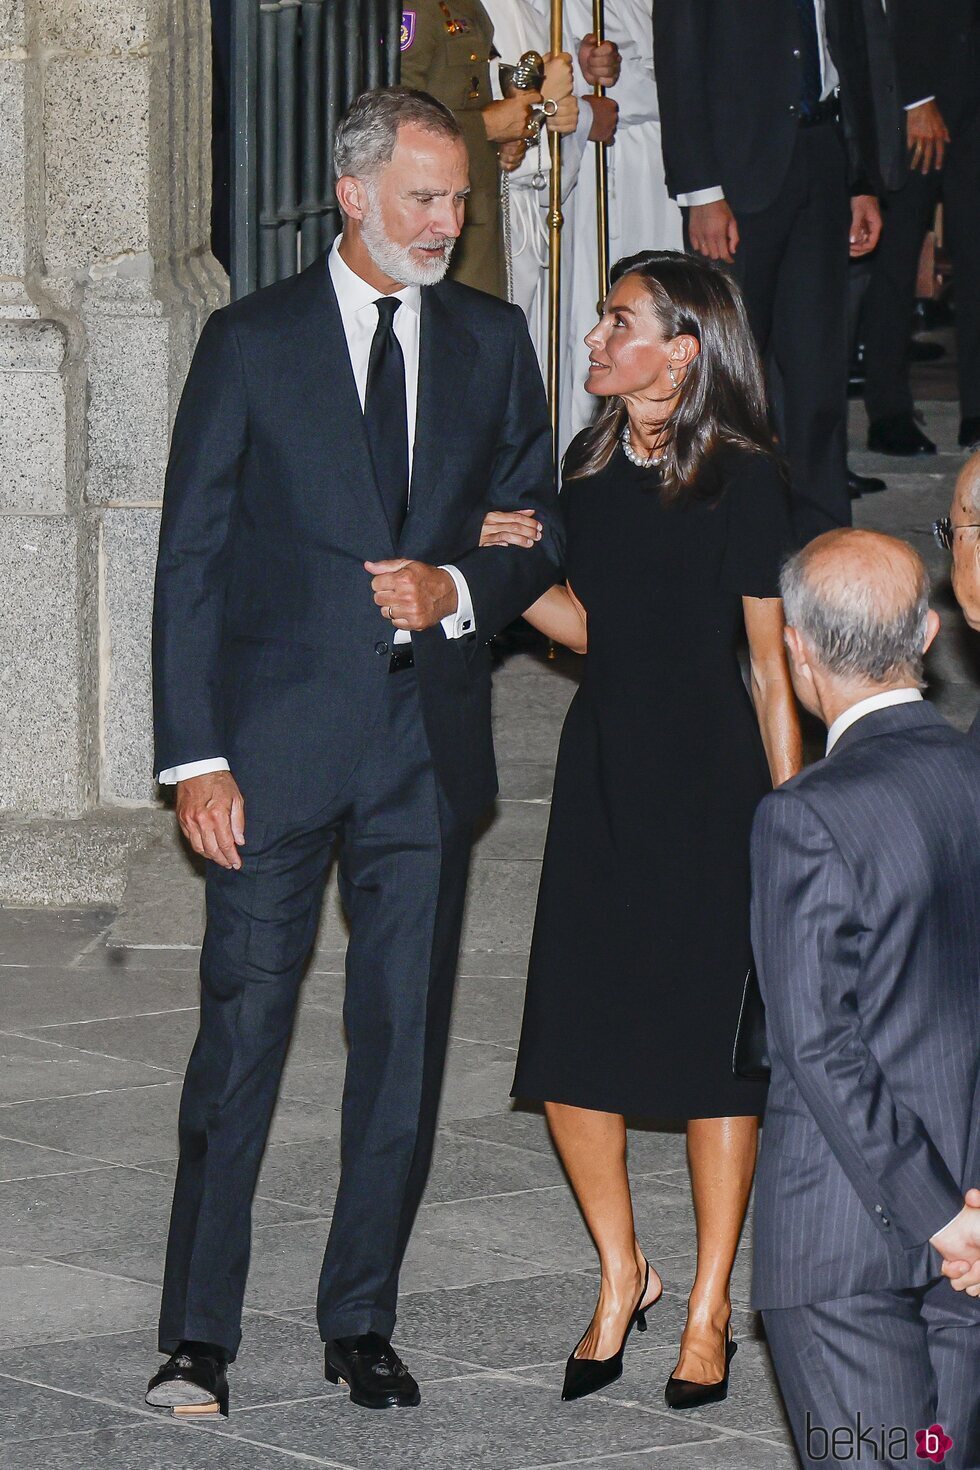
[732,965,770,1080]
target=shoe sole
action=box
[145,1382,218,1409]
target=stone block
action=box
[0,514,94,814]
[0,0,25,47]
[0,810,158,905]
[43,57,149,274]
[0,59,26,278]
[101,507,161,803]
[0,322,69,512]
[84,282,171,503]
[35,0,149,52]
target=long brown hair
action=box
[565,250,777,499]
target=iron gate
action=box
[230,0,402,299]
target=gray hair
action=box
[780,533,931,685]
[333,87,463,181]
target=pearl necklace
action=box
[620,424,662,469]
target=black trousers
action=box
[764,1278,980,1469]
[729,120,853,544]
[158,670,472,1357]
[863,102,980,423]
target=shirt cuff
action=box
[158,757,230,784]
[439,564,476,639]
[905,95,936,111]
[676,186,725,207]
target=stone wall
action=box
[0,0,225,895]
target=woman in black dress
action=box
[483,253,802,1406]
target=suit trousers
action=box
[763,1278,980,1469]
[863,103,980,423]
[727,120,852,544]
[158,668,472,1358]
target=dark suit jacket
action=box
[750,701,980,1309]
[152,258,563,825]
[889,0,980,124]
[653,0,889,213]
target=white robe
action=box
[484,0,591,371]
[558,0,682,454]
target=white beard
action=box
[360,188,456,286]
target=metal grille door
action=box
[231,0,401,298]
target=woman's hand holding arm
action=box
[743,596,802,787]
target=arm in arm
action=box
[450,311,564,637]
[523,580,587,654]
[750,792,965,1248]
[743,597,802,787]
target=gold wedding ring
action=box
[387,605,395,621]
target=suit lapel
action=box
[286,259,395,554]
[400,287,477,555]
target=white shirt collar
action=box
[328,237,421,317]
[825,688,923,756]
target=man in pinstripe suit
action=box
[750,529,980,1468]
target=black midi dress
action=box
[512,440,794,1120]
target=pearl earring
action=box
[668,362,679,390]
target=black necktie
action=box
[364,297,409,540]
[794,0,823,117]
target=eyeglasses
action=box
[932,516,980,551]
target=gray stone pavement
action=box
[0,387,975,1469]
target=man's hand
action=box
[484,93,542,143]
[365,560,458,631]
[499,138,528,172]
[579,33,621,87]
[546,95,580,136]
[932,1188,980,1293]
[849,194,882,257]
[585,94,618,144]
[907,99,950,174]
[688,200,739,263]
[543,51,574,102]
[176,770,246,871]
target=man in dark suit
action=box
[863,0,980,456]
[654,1,886,542]
[144,86,562,1415]
[750,528,980,1466]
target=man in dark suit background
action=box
[863,0,980,457]
[145,86,562,1415]
[654,0,885,542]
[750,528,980,1466]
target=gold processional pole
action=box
[592,0,610,308]
[547,0,564,469]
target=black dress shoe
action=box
[867,413,936,457]
[959,417,980,451]
[145,1341,229,1416]
[324,1333,421,1409]
[847,468,886,499]
[908,338,945,363]
[664,1335,737,1411]
[561,1263,658,1402]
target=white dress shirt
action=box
[158,240,476,785]
[825,687,922,756]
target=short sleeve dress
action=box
[512,439,795,1119]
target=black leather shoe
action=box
[959,417,980,451]
[145,1342,229,1416]
[847,468,886,499]
[324,1333,421,1409]
[867,413,936,457]
[561,1263,659,1402]
[664,1334,737,1411]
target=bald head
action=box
[780,529,931,687]
[949,451,980,630]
